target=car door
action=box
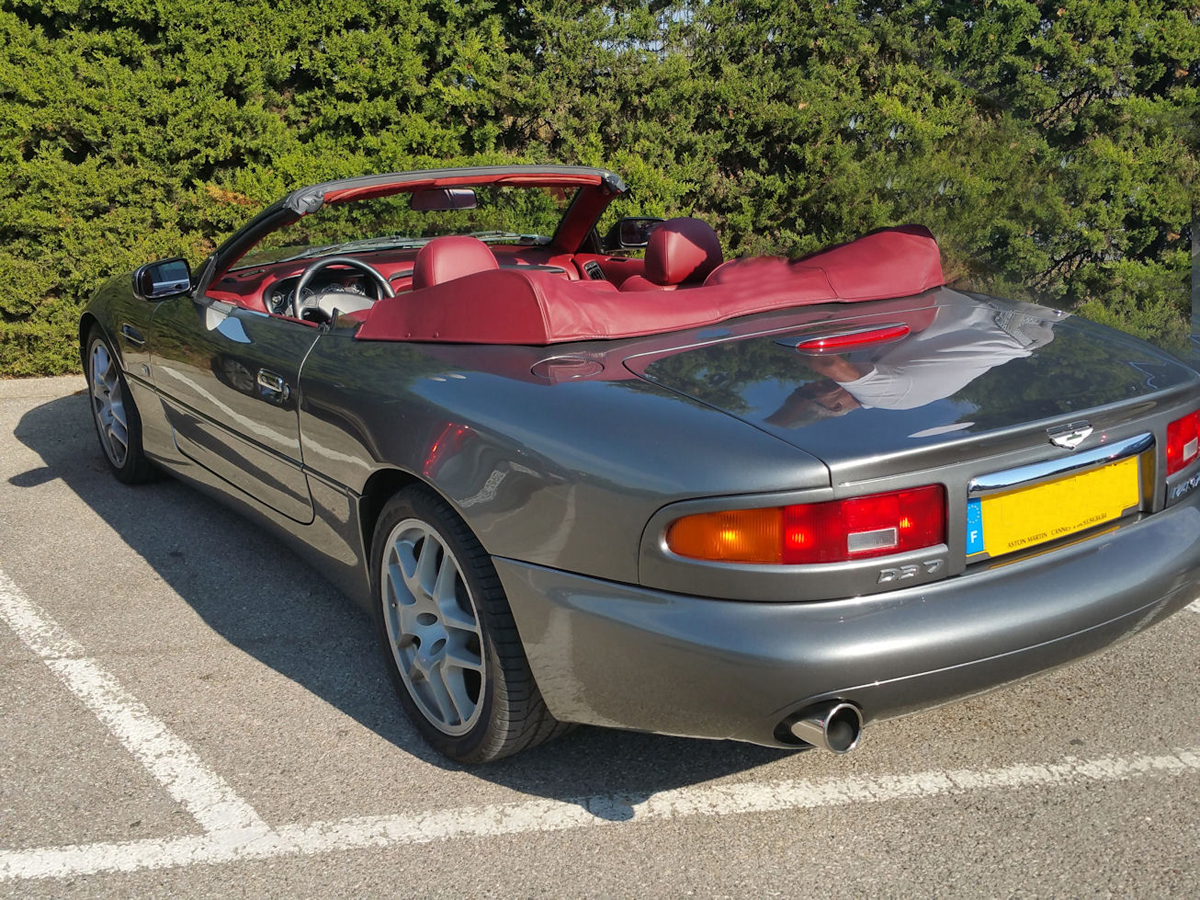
[149,293,318,524]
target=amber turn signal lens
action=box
[665,507,784,564]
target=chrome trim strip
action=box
[968,432,1154,496]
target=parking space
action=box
[0,642,192,852]
[2,376,1198,897]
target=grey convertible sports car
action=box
[82,165,1200,763]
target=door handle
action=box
[119,323,145,346]
[256,369,291,400]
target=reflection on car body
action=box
[767,299,1065,426]
[80,165,1200,763]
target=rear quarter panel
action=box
[297,332,831,585]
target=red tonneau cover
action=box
[355,225,944,345]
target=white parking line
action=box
[3,564,1200,883]
[2,746,1197,881]
[0,570,267,835]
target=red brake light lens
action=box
[1166,410,1200,476]
[792,324,911,353]
[782,485,945,564]
[666,485,945,565]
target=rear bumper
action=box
[496,491,1200,747]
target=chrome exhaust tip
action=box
[788,701,863,753]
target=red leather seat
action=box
[621,218,723,291]
[413,236,499,290]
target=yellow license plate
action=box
[967,456,1141,560]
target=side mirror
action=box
[410,188,478,211]
[133,258,192,300]
[604,217,665,250]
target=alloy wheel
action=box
[90,340,129,468]
[381,518,487,735]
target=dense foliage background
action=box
[0,0,1196,375]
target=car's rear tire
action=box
[371,486,570,763]
[85,326,156,485]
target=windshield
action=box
[233,185,578,270]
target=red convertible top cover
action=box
[355,225,944,345]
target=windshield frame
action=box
[196,166,627,296]
[229,188,579,272]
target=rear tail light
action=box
[666,485,946,565]
[1166,410,1200,475]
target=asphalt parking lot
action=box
[2,375,1199,898]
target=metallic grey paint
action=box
[79,169,1200,752]
[497,491,1200,745]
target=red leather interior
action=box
[356,226,945,345]
[706,224,943,300]
[206,271,270,311]
[413,236,499,290]
[572,253,645,286]
[619,275,676,292]
[206,244,586,311]
[642,217,724,286]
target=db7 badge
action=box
[878,559,943,583]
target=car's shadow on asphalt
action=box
[13,393,793,816]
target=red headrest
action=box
[645,218,723,286]
[413,235,498,290]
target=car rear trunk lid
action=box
[627,288,1199,482]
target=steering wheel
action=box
[292,256,395,319]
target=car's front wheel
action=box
[85,326,156,484]
[371,486,569,763]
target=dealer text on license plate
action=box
[966,456,1141,560]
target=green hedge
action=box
[1,0,1196,375]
